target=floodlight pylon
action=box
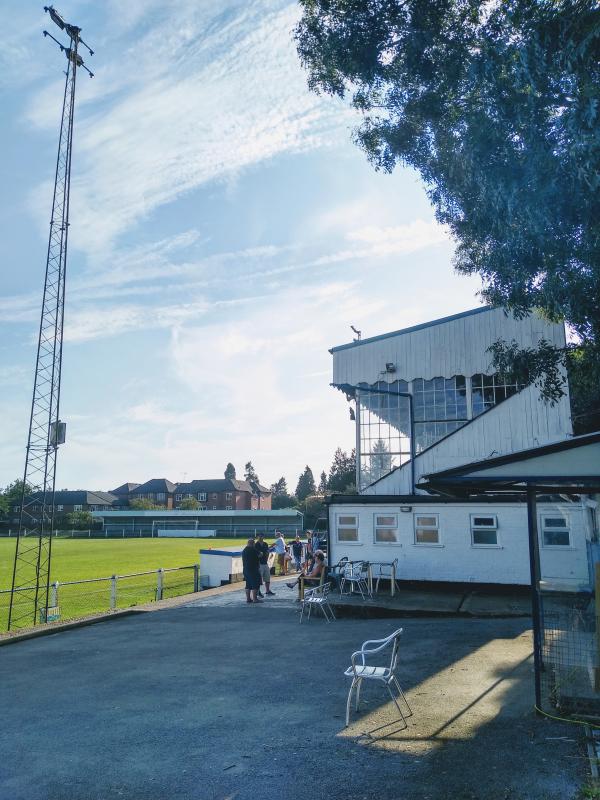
[7,7,93,630]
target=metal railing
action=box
[0,565,199,632]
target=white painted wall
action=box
[328,501,590,588]
[365,383,573,494]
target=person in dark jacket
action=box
[242,537,262,604]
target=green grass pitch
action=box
[0,537,244,631]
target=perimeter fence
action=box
[0,565,198,633]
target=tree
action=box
[270,477,288,496]
[244,461,259,483]
[179,497,201,510]
[296,1,600,400]
[129,498,162,510]
[270,477,297,509]
[224,462,236,480]
[296,466,317,502]
[65,511,94,530]
[0,479,35,517]
[367,439,392,484]
[318,470,328,493]
[327,447,356,493]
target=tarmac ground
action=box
[0,582,589,800]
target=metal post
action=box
[526,485,543,712]
[50,580,59,607]
[110,575,117,609]
[193,564,199,593]
[157,568,163,601]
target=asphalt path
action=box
[0,597,587,800]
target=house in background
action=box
[327,306,596,588]
[173,479,271,511]
[128,479,177,509]
[12,490,122,522]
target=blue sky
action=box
[0,0,481,492]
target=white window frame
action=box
[373,513,400,545]
[198,492,207,501]
[175,494,182,501]
[74,504,83,512]
[156,492,166,501]
[470,514,499,547]
[541,513,571,548]
[336,513,360,544]
[225,505,232,510]
[414,513,441,546]
[212,505,217,510]
[57,505,64,511]
[226,492,233,500]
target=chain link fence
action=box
[539,587,599,719]
[0,565,199,632]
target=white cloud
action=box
[347,220,450,255]
[26,1,353,257]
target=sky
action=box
[0,0,481,493]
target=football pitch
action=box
[0,537,242,632]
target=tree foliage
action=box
[179,497,201,510]
[318,470,328,493]
[296,466,317,502]
[65,511,95,530]
[224,462,236,480]
[270,476,297,509]
[244,461,259,483]
[296,0,600,401]
[327,447,356,493]
[129,498,162,510]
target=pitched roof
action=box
[25,490,120,506]
[329,306,492,353]
[174,479,271,495]
[110,483,141,495]
[130,478,177,494]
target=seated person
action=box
[286,551,326,590]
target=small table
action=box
[366,561,399,597]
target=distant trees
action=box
[65,511,94,530]
[318,471,328,494]
[179,497,201,510]
[270,476,297,510]
[327,448,356,493]
[244,461,259,483]
[224,463,236,480]
[296,466,316,502]
[129,498,162,510]
[0,479,34,517]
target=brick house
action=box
[13,490,121,522]
[173,479,271,511]
[128,479,177,509]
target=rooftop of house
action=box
[130,478,178,494]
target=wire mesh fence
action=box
[539,590,599,718]
[0,565,199,633]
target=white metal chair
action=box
[344,628,412,729]
[300,582,336,623]
[374,559,401,594]
[340,561,371,599]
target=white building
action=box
[327,306,596,588]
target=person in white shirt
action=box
[273,531,287,576]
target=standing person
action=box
[311,529,321,557]
[242,537,262,604]
[291,535,303,572]
[255,533,275,596]
[273,530,287,576]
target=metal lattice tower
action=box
[8,7,93,630]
